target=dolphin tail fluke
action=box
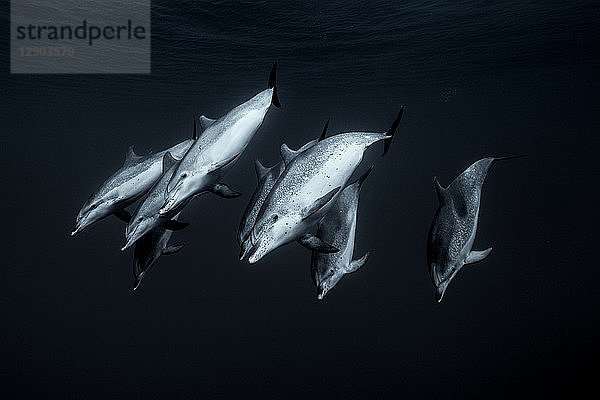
[383,106,405,156]
[268,62,281,108]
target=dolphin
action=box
[159,63,281,216]
[121,152,191,251]
[72,120,198,236]
[237,121,330,260]
[132,212,185,291]
[427,155,523,302]
[311,166,372,299]
[245,107,404,264]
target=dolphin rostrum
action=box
[121,152,191,251]
[237,121,330,260]
[132,212,185,291]
[311,166,372,299]
[72,120,198,236]
[159,63,281,216]
[427,156,522,302]
[245,107,404,264]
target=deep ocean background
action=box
[1,1,599,398]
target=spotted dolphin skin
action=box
[132,212,185,291]
[245,107,404,264]
[311,166,372,299]
[427,155,523,302]
[121,152,190,251]
[71,123,197,236]
[237,121,329,260]
[159,63,281,216]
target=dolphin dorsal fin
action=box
[254,159,270,180]
[319,119,330,141]
[198,115,216,132]
[280,143,297,166]
[162,152,178,171]
[124,146,143,167]
[433,176,448,203]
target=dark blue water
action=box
[2,1,599,398]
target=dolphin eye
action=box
[89,203,98,210]
[138,217,143,222]
[271,214,278,222]
[181,173,187,179]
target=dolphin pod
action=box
[71,132,196,236]
[242,108,404,264]
[72,64,520,300]
[237,121,329,260]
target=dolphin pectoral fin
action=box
[465,247,493,264]
[162,220,190,231]
[347,252,370,273]
[209,152,241,173]
[198,115,216,132]
[163,243,185,255]
[113,209,132,223]
[297,233,339,253]
[210,183,242,199]
[268,62,281,108]
[383,106,404,156]
[301,186,341,221]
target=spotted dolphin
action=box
[132,212,185,291]
[71,121,197,236]
[427,155,522,302]
[311,166,372,299]
[237,121,329,260]
[159,63,281,216]
[121,152,191,251]
[245,107,404,264]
